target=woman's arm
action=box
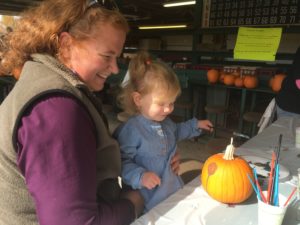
[17,94,134,225]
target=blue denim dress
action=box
[113,115,202,211]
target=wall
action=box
[162,35,193,51]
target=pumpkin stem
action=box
[223,137,235,160]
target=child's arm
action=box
[198,119,214,132]
[169,117,213,141]
[113,124,146,189]
[121,152,147,189]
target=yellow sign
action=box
[234,27,282,61]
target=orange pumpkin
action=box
[219,72,225,83]
[269,77,274,88]
[223,74,236,85]
[271,73,286,92]
[201,138,254,204]
[234,76,244,87]
[244,75,258,89]
[207,69,220,84]
[232,69,241,78]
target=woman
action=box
[0,0,143,224]
[275,47,300,118]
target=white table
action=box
[237,116,300,176]
[131,117,300,225]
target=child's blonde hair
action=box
[118,51,181,115]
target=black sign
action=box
[207,0,300,27]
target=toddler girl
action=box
[113,51,213,212]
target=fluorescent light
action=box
[163,1,195,7]
[138,24,187,30]
[124,46,138,50]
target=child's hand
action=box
[198,120,214,132]
[141,172,161,189]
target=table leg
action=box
[250,91,257,111]
[191,84,207,119]
[238,89,247,132]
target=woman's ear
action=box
[132,92,141,106]
[59,32,72,46]
[58,32,72,61]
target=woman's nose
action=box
[110,58,119,74]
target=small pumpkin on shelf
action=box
[243,75,258,89]
[234,75,244,87]
[201,138,254,204]
[219,72,225,83]
[270,73,286,92]
[207,69,220,84]
[223,74,236,86]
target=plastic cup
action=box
[295,127,300,149]
[257,191,288,225]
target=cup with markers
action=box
[247,134,297,225]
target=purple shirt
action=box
[17,94,134,225]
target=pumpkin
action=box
[269,77,274,88]
[232,69,240,78]
[201,138,254,204]
[219,72,225,83]
[223,74,236,86]
[207,69,219,84]
[234,76,244,87]
[244,75,258,89]
[271,73,286,92]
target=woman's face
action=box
[63,23,126,91]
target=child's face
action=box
[135,91,177,122]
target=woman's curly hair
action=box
[0,0,128,76]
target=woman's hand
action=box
[170,151,180,175]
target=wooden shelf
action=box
[124,49,295,59]
[198,25,300,34]
[123,49,294,69]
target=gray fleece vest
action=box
[0,54,121,225]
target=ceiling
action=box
[0,0,197,29]
[120,0,196,28]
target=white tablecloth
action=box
[131,117,300,225]
[236,116,300,176]
[131,179,296,225]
